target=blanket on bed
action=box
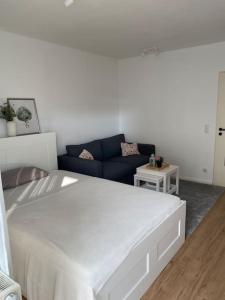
[4,171,181,300]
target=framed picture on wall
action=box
[7,98,40,135]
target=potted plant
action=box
[155,155,164,168]
[0,102,17,137]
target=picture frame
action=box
[7,98,41,136]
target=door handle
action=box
[219,128,225,131]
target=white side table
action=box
[134,164,179,194]
[134,174,164,192]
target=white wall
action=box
[1,29,225,184]
[118,42,225,184]
[0,31,118,154]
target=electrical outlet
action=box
[204,124,209,134]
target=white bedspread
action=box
[4,170,181,300]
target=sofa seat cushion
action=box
[109,154,149,171]
[102,161,133,181]
[66,140,103,161]
[101,134,125,160]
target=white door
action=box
[213,72,225,186]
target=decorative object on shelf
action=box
[6,121,16,137]
[155,155,164,168]
[8,98,40,135]
[0,102,17,137]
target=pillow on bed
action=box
[1,167,49,190]
[121,142,140,156]
[79,149,94,160]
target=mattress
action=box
[4,170,181,300]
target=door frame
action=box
[213,71,225,186]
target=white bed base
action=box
[97,201,186,300]
[0,132,186,300]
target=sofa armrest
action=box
[58,155,102,178]
[138,143,155,156]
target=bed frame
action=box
[0,132,57,172]
[97,202,185,300]
[0,132,186,300]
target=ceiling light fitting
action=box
[64,0,74,7]
[141,46,160,57]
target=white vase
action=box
[7,121,16,137]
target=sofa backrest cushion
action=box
[101,134,125,160]
[66,140,103,161]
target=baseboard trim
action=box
[180,176,212,185]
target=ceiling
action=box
[0,0,225,58]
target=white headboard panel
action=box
[0,132,58,172]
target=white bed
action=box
[1,133,186,300]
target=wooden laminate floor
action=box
[23,192,225,300]
[142,191,225,300]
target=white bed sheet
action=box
[4,170,181,300]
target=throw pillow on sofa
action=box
[79,149,94,160]
[66,140,103,161]
[121,143,140,156]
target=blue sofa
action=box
[58,134,155,184]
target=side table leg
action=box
[134,176,140,187]
[167,176,171,193]
[163,176,167,193]
[156,180,160,192]
[176,168,179,194]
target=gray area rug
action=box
[179,180,225,236]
